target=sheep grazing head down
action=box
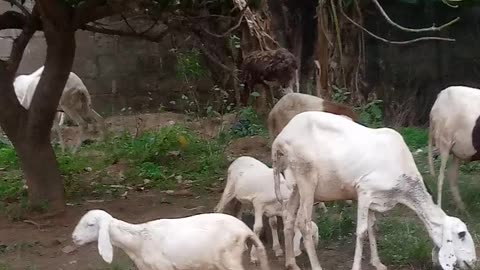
[72,209,114,263]
[433,216,476,270]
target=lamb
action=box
[214,156,319,262]
[267,92,359,141]
[428,86,480,211]
[272,111,476,270]
[72,209,270,270]
[14,66,106,152]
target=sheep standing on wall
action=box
[240,48,298,106]
[272,111,476,270]
[72,209,270,270]
[14,66,106,152]
[214,156,319,262]
[428,86,480,211]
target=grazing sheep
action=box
[214,156,319,262]
[240,48,298,106]
[428,86,480,210]
[14,66,106,152]
[267,92,357,208]
[272,111,476,270]
[72,209,270,270]
[267,92,359,141]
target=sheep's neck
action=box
[109,219,145,255]
[403,190,445,247]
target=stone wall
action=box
[0,2,199,116]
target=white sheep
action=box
[214,156,319,262]
[428,86,480,211]
[14,66,106,152]
[272,111,476,270]
[72,209,270,270]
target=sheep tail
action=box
[247,233,270,270]
[213,168,235,213]
[272,144,287,203]
[428,115,436,177]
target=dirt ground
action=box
[0,112,413,269]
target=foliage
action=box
[331,85,351,104]
[357,99,383,128]
[175,49,206,82]
[397,127,428,150]
[229,107,267,138]
[0,124,229,204]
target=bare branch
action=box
[339,0,455,44]
[197,43,235,75]
[120,13,138,34]
[7,6,39,76]
[371,0,459,32]
[80,24,170,42]
[3,0,31,18]
[201,13,244,38]
[0,10,27,30]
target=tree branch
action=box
[3,0,31,18]
[80,24,170,42]
[371,0,459,32]
[201,12,244,38]
[339,0,455,44]
[0,10,27,30]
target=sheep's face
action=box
[436,217,476,270]
[72,210,109,246]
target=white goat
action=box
[72,209,270,270]
[272,111,476,270]
[214,156,319,262]
[428,86,480,211]
[14,66,105,152]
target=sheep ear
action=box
[439,219,456,270]
[98,219,113,263]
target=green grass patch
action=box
[377,216,432,267]
[397,127,428,150]
[315,202,356,242]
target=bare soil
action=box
[0,112,415,269]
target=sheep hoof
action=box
[294,249,301,257]
[371,262,387,270]
[286,263,301,270]
[274,248,284,257]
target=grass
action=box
[2,108,480,269]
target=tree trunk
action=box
[315,1,330,98]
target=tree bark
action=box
[0,2,76,213]
[315,1,330,98]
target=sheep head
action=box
[432,216,476,270]
[72,209,114,263]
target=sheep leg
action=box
[283,185,301,270]
[268,216,283,257]
[293,224,302,257]
[249,205,265,264]
[53,112,65,153]
[352,196,371,270]
[447,156,466,212]
[436,149,450,208]
[88,108,107,140]
[296,180,323,270]
[367,211,387,270]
